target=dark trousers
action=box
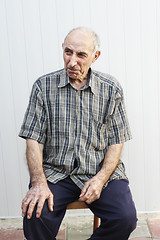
[23,177,137,240]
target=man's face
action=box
[62,30,100,81]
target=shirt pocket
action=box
[89,117,108,151]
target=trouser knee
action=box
[119,207,137,232]
[23,203,65,240]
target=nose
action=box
[69,54,77,68]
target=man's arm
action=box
[21,139,53,219]
[79,143,123,204]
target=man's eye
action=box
[65,51,72,56]
[78,53,87,58]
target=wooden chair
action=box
[67,201,99,232]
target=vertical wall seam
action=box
[38,0,45,74]
[139,0,147,211]
[106,0,110,74]
[21,0,30,95]
[155,0,160,198]
[3,0,15,216]
[55,0,61,68]
[72,0,75,27]
[122,0,131,177]
[0,133,8,216]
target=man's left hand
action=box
[78,176,104,204]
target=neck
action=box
[70,69,91,90]
[70,77,88,90]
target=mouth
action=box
[67,68,79,73]
[67,69,80,77]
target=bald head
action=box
[64,27,100,54]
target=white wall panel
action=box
[0,0,160,217]
[140,0,160,211]
[0,0,27,217]
[105,0,127,89]
[55,0,74,67]
[21,0,44,89]
[90,0,110,73]
[72,0,91,27]
[122,0,145,210]
[39,0,61,72]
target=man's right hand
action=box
[21,182,53,219]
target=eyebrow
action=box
[64,47,73,52]
[78,51,88,57]
[64,47,88,57]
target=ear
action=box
[92,51,101,63]
[62,43,64,50]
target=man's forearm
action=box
[79,143,124,203]
[96,143,124,185]
[26,138,46,185]
[22,139,53,219]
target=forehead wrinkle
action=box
[64,30,94,53]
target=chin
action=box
[68,72,79,79]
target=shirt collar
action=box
[58,69,70,88]
[89,69,97,95]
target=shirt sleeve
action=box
[107,86,132,146]
[19,81,47,144]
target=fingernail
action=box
[27,215,30,219]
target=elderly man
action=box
[19,27,137,240]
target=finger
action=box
[47,193,54,212]
[36,197,46,218]
[26,199,38,219]
[79,183,90,198]
[21,197,32,218]
[86,189,101,204]
[80,182,94,199]
[81,191,93,202]
[80,183,100,202]
[85,194,95,204]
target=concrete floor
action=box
[1,213,160,239]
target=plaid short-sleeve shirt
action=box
[19,69,131,189]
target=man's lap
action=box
[24,178,137,240]
[40,177,135,219]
